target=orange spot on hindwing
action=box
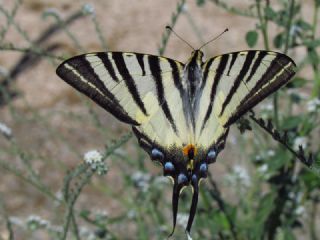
[182,144,198,158]
[183,144,198,171]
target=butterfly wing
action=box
[195,50,296,147]
[56,52,189,147]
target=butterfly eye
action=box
[177,173,188,185]
[151,148,164,161]
[207,149,217,163]
[164,162,175,172]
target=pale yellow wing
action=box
[56,52,190,147]
[195,50,296,148]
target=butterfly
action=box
[56,36,296,237]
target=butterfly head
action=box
[189,50,204,66]
[150,144,218,236]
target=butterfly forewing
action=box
[56,52,190,147]
[196,50,296,147]
[57,47,297,237]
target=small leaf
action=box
[281,116,302,129]
[246,30,258,48]
[273,32,285,49]
[308,49,320,66]
[303,39,320,48]
[286,77,308,88]
[265,6,277,20]
[196,0,206,6]
[296,19,313,31]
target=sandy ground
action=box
[0,0,316,239]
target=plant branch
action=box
[207,172,238,240]
[158,0,186,55]
[249,111,314,167]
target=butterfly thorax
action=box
[182,50,205,132]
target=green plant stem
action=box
[61,133,131,240]
[256,0,269,50]
[209,0,257,18]
[92,15,108,51]
[311,1,320,96]
[310,199,319,240]
[0,44,65,60]
[283,0,295,54]
[184,11,205,47]
[0,0,22,43]
[0,160,58,201]
[208,172,238,240]
[275,0,294,128]
[158,0,186,55]
[0,196,14,240]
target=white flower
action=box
[267,150,275,157]
[289,24,301,37]
[9,216,24,227]
[153,176,169,185]
[295,206,305,216]
[27,215,49,229]
[255,154,262,162]
[43,8,60,16]
[258,164,268,174]
[0,66,8,76]
[127,209,137,219]
[225,165,251,190]
[131,171,151,192]
[177,213,189,227]
[233,165,251,187]
[293,137,308,151]
[84,150,103,164]
[82,3,95,15]
[47,225,63,233]
[93,209,109,220]
[0,122,12,138]
[84,150,107,175]
[181,3,188,12]
[307,98,320,112]
[260,102,273,112]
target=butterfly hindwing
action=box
[56,52,189,147]
[196,50,296,147]
[57,48,296,237]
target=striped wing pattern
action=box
[56,52,190,147]
[195,50,296,147]
[57,49,296,237]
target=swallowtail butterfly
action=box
[56,32,296,237]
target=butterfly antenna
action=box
[166,26,195,51]
[199,28,229,50]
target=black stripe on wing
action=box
[224,52,296,126]
[96,53,119,82]
[201,58,214,90]
[168,59,184,98]
[201,54,229,132]
[112,52,148,116]
[136,53,146,76]
[227,52,238,76]
[246,51,268,83]
[56,56,139,125]
[219,51,256,117]
[148,56,178,133]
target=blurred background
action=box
[0,0,319,239]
